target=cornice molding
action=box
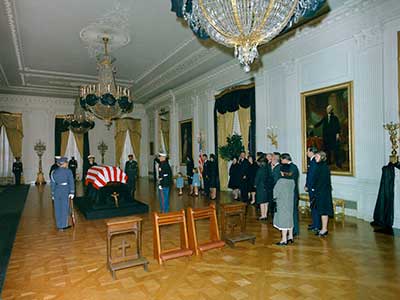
[353,24,384,50]
[0,93,74,107]
[0,64,9,86]
[135,46,221,101]
[0,85,77,97]
[4,0,25,85]
[134,37,197,84]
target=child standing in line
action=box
[176,172,184,195]
[192,168,200,196]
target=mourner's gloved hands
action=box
[68,194,74,199]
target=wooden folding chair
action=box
[152,209,193,264]
[187,203,225,255]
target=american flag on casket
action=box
[85,166,128,190]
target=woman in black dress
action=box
[228,157,241,200]
[186,156,194,195]
[208,154,218,200]
[246,155,259,204]
[254,155,274,220]
[314,151,334,236]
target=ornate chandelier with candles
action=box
[182,0,322,72]
[64,98,95,134]
[80,37,133,129]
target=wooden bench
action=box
[299,193,345,217]
[106,216,149,279]
[220,202,256,247]
[187,203,225,255]
[152,210,193,264]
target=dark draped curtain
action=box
[55,117,90,181]
[371,163,400,231]
[54,118,69,156]
[214,84,256,155]
[213,85,256,190]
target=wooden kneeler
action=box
[152,210,193,264]
[187,203,225,255]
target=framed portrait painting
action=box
[301,81,354,176]
[179,119,193,165]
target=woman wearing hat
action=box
[50,157,75,231]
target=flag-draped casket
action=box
[85,166,132,207]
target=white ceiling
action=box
[0,0,344,102]
[0,0,233,102]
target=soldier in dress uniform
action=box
[50,157,75,231]
[88,154,97,167]
[125,154,138,199]
[12,157,23,185]
[68,156,78,180]
[158,152,172,213]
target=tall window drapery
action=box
[115,118,141,168]
[120,131,135,168]
[64,131,83,179]
[214,84,256,191]
[0,112,24,158]
[159,112,170,154]
[0,125,13,180]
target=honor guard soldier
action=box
[125,154,138,199]
[12,157,23,185]
[50,157,75,231]
[68,156,78,180]
[157,152,172,213]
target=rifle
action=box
[69,197,76,226]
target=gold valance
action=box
[115,118,142,137]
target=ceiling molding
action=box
[3,0,25,85]
[0,64,10,86]
[0,85,77,97]
[135,46,221,101]
[133,36,197,84]
[22,67,134,85]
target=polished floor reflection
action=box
[2,179,400,300]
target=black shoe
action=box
[62,225,72,230]
[287,239,294,244]
[307,225,315,230]
[318,231,328,237]
[275,241,287,246]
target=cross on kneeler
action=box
[118,240,131,257]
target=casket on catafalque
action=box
[74,165,148,220]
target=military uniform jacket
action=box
[158,161,172,188]
[12,162,23,174]
[125,160,138,177]
[50,167,75,198]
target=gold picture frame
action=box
[179,119,193,165]
[301,81,354,176]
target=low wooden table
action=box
[220,202,256,248]
[106,216,149,279]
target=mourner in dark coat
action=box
[158,153,172,213]
[305,146,320,231]
[186,156,194,194]
[49,157,60,178]
[271,152,281,185]
[12,157,23,185]
[238,151,250,201]
[125,154,138,199]
[254,156,274,220]
[68,156,78,180]
[281,153,300,236]
[208,154,218,200]
[50,157,75,231]
[246,155,259,204]
[313,151,334,236]
[202,154,210,196]
[228,157,241,199]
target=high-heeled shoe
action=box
[287,238,294,244]
[317,230,328,237]
[275,241,287,246]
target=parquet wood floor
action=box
[2,179,400,300]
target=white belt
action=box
[58,182,68,186]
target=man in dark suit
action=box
[125,154,138,199]
[12,157,23,185]
[68,156,78,180]
[281,153,300,236]
[202,154,210,196]
[305,146,320,231]
[313,104,341,167]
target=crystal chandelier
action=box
[184,0,300,72]
[80,37,133,129]
[64,98,95,134]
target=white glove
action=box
[69,194,74,199]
